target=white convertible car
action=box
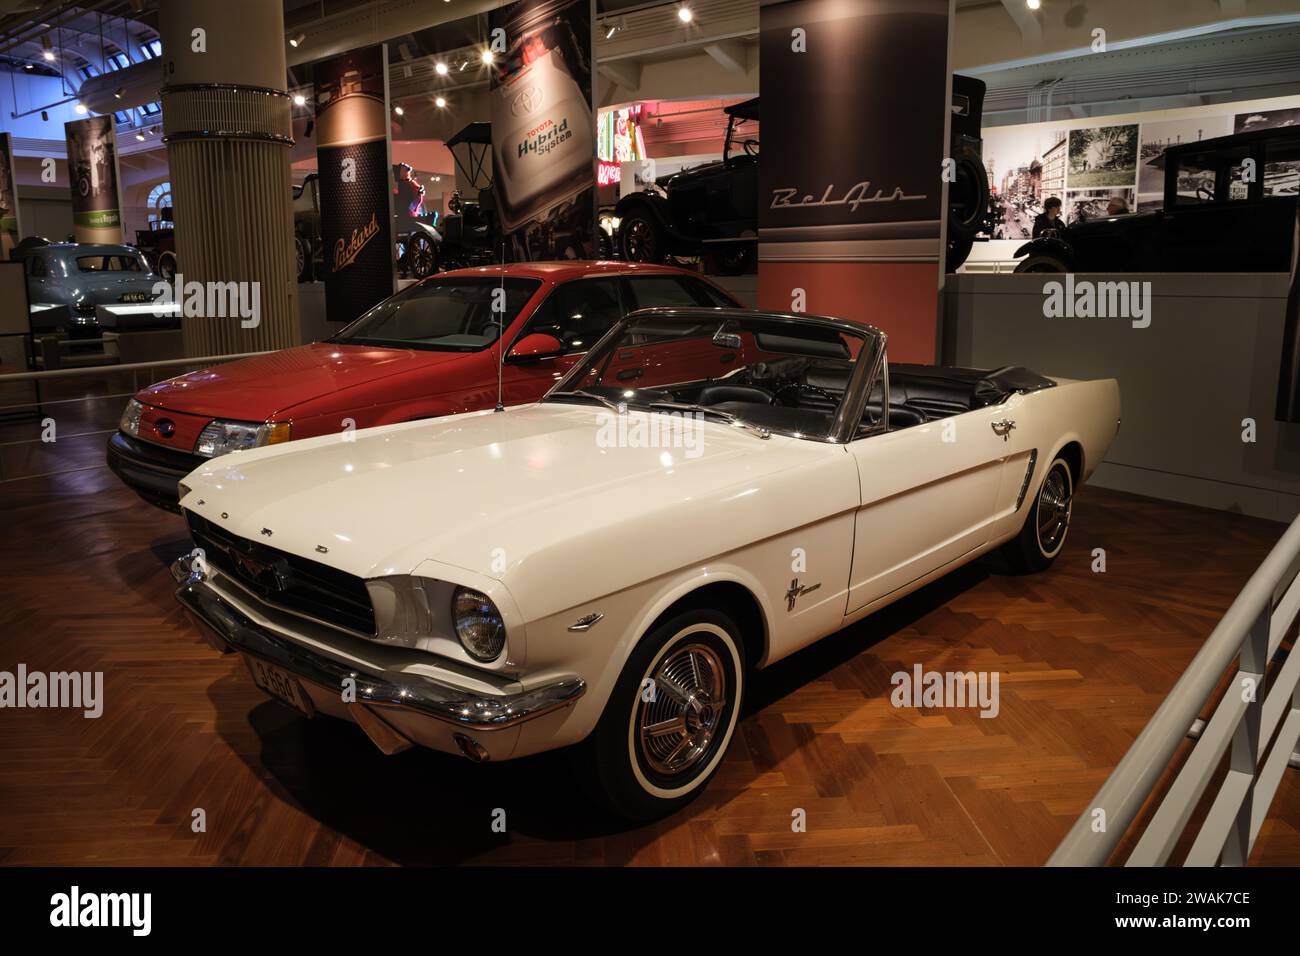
[172,308,1119,819]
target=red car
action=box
[108,262,741,511]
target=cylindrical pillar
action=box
[158,0,299,356]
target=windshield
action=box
[546,311,882,442]
[332,277,540,351]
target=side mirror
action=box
[506,332,564,363]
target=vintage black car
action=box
[1014,125,1300,273]
[615,98,760,275]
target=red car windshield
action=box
[332,277,541,351]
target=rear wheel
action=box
[409,233,437,277]
[1002,456,1074,572]
[294,235,312,282]
[1014,253,1068,274]
[157,250,178,280]
[586,608,744,821]
[620,211,664,264]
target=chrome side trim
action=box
[172,557,586,732]
[1015,450,1039,512]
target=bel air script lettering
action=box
[333,212,380,272]
[770,181,928,213]
[518,117,573,158]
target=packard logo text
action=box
[771,181,928,213]
[333,211,380,271]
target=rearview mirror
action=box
[506,332,564,363]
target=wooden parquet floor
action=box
[1,464,1297,866]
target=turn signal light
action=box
[262,422,293,445]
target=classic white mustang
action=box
[172,308,1120,820]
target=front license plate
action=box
[244,656,314,717]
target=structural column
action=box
[158,0,298,356]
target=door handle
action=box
[991,419,1015,441]
[616,367,643,382]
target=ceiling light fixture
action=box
[605,22,617,38]
[135,131,145,141]
[458,59,468,71]
[43,50,55,62]
[23,62,33,70]
[394,105,404,116]
[113,87,124,99]
[435,61,448,75]
[435,96,447,108]
[74,103,88,114]
[481,49,494,64]
[293,93,306,106]
[678,6,693,23]
[288,32,306,48]
[1026,0,1041,8]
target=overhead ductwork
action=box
[76,57,163,113]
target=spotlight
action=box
[292,93,306,106]
[458,60,468,72]
[677,6,693,23]
[605,22,617,39]
[43,50,55,62]
[74,103,88,114]
[113,87,124,99]
[288,32,306,48]
[435,61,448,76]
[435,96,447,108]
[135,131,145,141]
[481,49,494,65]
[394,105,404,116]
[23,63,33,70]
[1026,0,1041,8]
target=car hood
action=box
[180,402,834,589]
[138,342,467,421]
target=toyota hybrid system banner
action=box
[313,44,395,324]
[0,133,20,257]
[64,115,124,243]
[489,0,597,261]
[758,0,953,362]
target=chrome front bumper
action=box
[170,555,586,748]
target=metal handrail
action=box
[1049,513,1300,866]
[0,351,270,384]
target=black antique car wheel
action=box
[1014,253,1069,273]
[620,213,663,263]
[409,234,437,277]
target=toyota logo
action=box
[511,86,544,116]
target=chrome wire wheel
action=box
[637,642,727,777]
[1036,464,1073,556]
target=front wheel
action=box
[619,211,664,264]
[1013,253,1068,274]
[409,233,437,277]
[586,609,745,821]
[1001,456,1074,572]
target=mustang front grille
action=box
[186,512,376,635]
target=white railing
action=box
[1049,514,1300,866]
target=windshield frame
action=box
[544,307,887,444]
[327,275,543,352]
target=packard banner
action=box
[489,0,597,261]
[0,133,20,257]
[64,115,124,243]
[313,44,394,325]
[758,0,953,362]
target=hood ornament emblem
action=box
[315,545,329,554]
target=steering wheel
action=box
[773,382,838,407]
[1196,186,1214,202]
[743,139,760,158]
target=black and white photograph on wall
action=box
[1066,123,1139,188]
[312,44,395,324]
[63,114,123,243]
[1063,186,1136,224]
[1236,107,1300,197]
[1136,115,1232,198]
[978,125,1068,239]
[489,0,597,261]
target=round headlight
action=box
[452,587,505,662]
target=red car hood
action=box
[137,343,467,420]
